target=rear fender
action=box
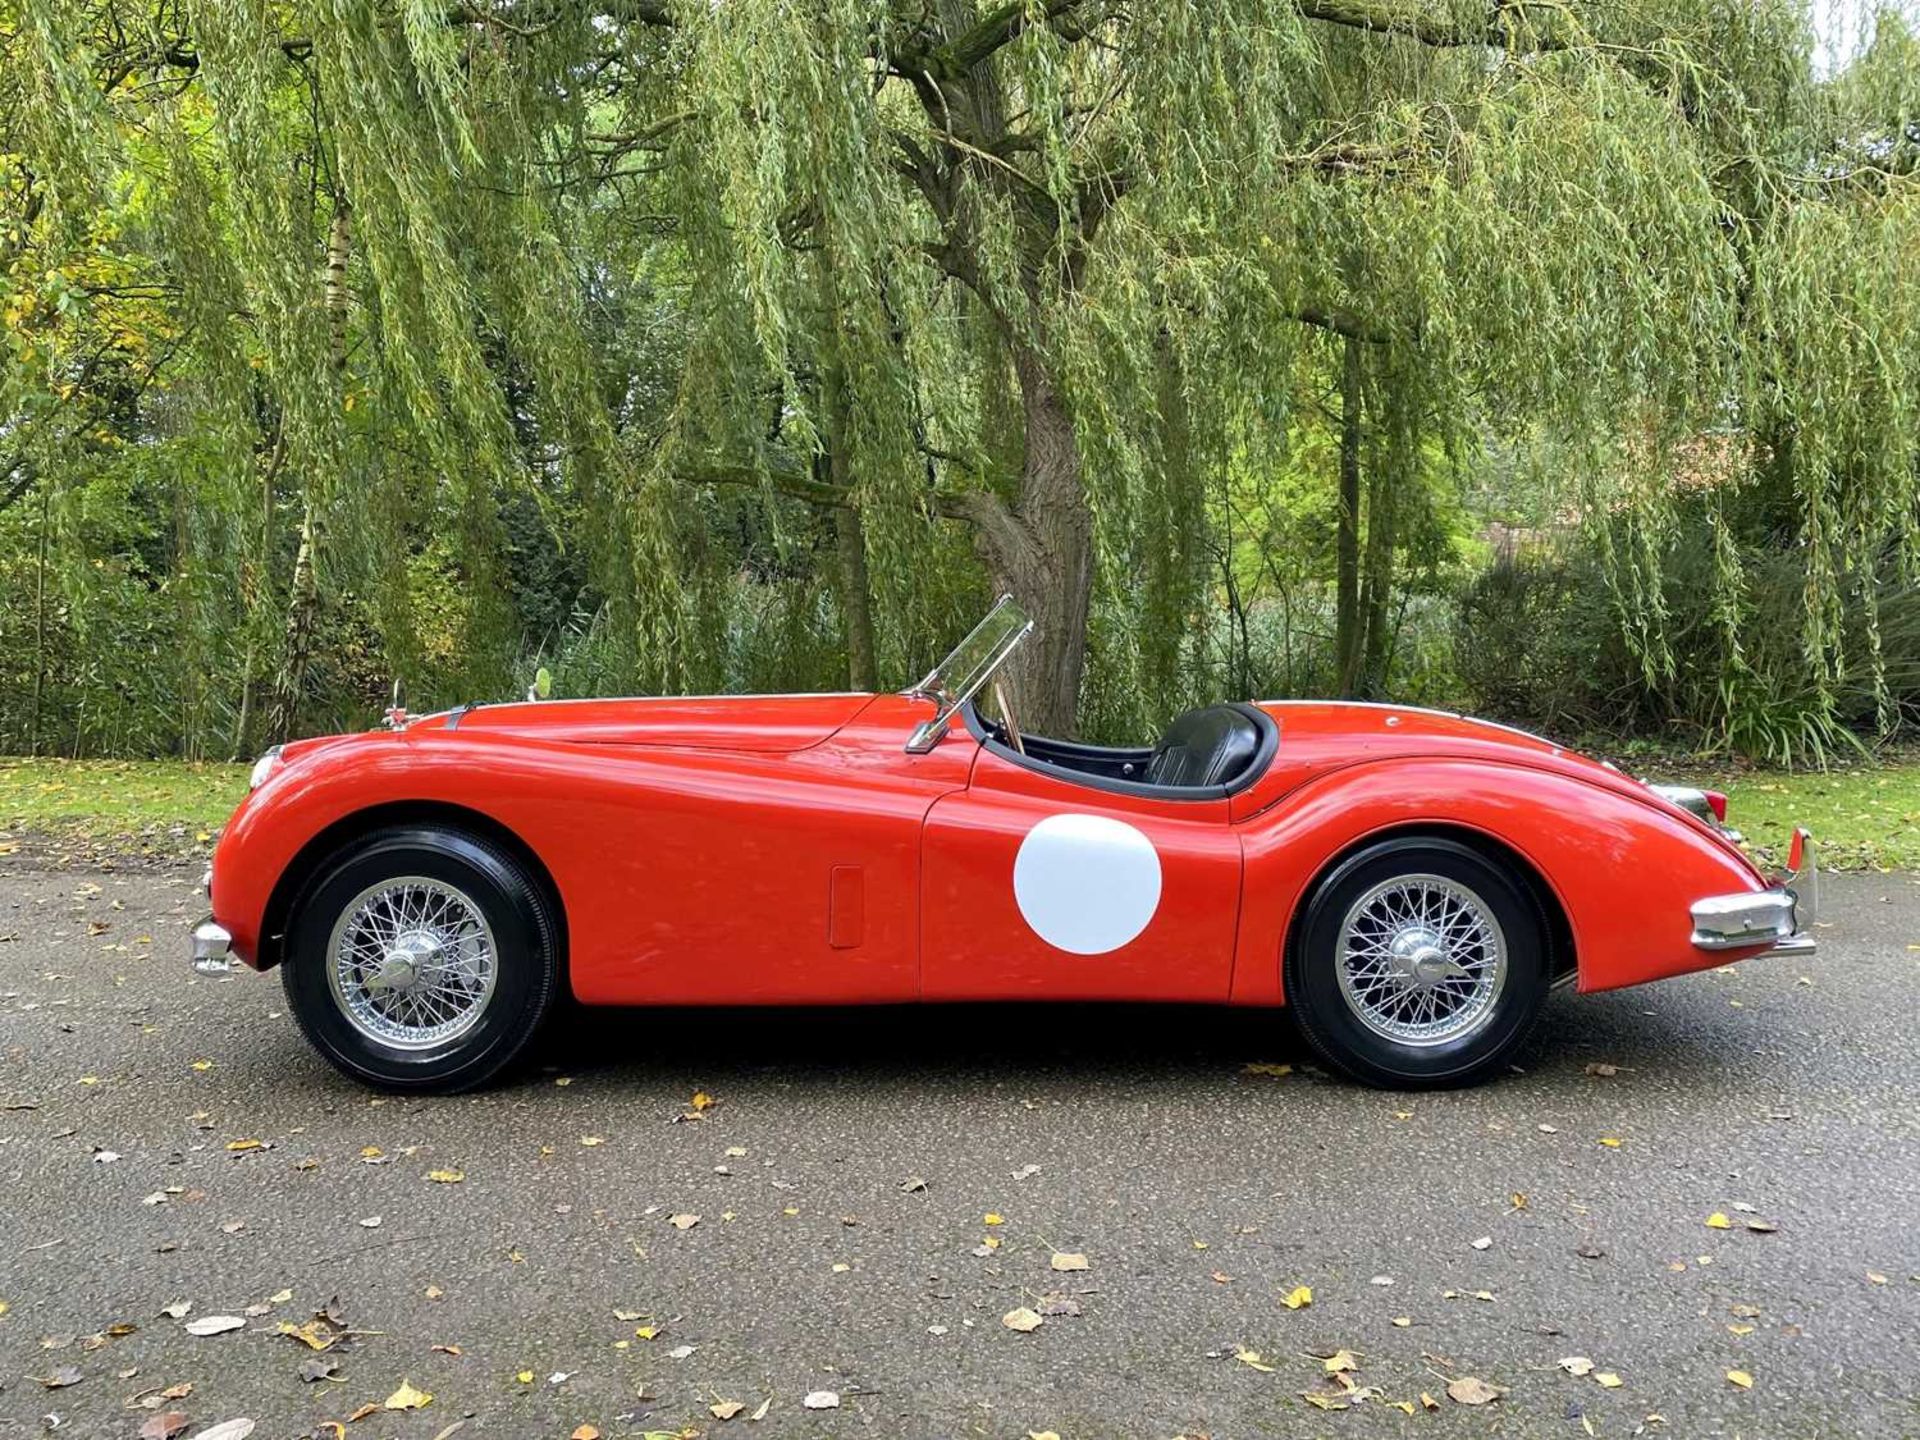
[1231,758,1766,1003]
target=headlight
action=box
[249,746,284,791]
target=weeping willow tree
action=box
[2,0,1915,748]
[649,0,1802,733]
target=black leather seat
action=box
[1143,704,1265,789]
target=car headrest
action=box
[1143,704,1265,790]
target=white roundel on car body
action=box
[1012,813,1163,954]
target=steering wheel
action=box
[991,675,1026,756]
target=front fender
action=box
[209,732,574,969]
[1231,757,1768,1004]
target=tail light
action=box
[1704,790,1727,823]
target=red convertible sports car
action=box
[193,597,1815,1092]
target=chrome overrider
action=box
[1689,826,1818,957]
[191,865,235,975]
[192,919,234,975]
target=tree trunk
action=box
[834,507,878,692]
[266,509,318,743]
[1333,334,1364,697]
[1145,329,1202,717]
[1358,432,1395,697]
[820,355,878,692]
[966,349,1093,737]
[266,198,350,744]
[28,482,49,757]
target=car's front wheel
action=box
[1285,837,1551,1089]
[282,826,561,1092]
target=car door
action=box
[919,742,1244,1001]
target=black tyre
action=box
[282,826,561,1092]
[1285,837,1550,1089]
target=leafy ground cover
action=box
[4,751,1918,871]
[0,757,247,861]
[1676,757,1920,872]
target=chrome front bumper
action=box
[191,918,235,975]
[1691,827,1818,956]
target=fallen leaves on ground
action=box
[710,1399,745,1420]
[1233,1349,1274,1373]
[139,1412,189,1440]
[384,1380,432,1410]
[36,1364,82,1388]
[129,1382,193,1409]
[426,1169,464,1184]
[1049,1252,1088,1272]
[669,1213,699,1230]
[1002,1307,1044,1333]
[1446,1376,1502,1406]
[183,1315,244,1337]
[802,1391,839,1410]
[1727,1369,1754,1389]
[1282,1285,1312,1310]
[276,1315,344,1351]
[1706,1212,1732,1229]
[185,1423,254,1440]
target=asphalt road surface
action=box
[0,857,1914,1440]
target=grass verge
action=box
[0,756,247,860]
[1676,761,1920,872]
[1,753,1916,871]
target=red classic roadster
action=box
[193,598,1815,1091]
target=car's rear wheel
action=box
[282,826,560,1092]
[1285,837,1550,1089]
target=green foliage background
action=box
[2,2,1917,761]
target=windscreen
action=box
[909,595,1033,718]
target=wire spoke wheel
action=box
[1336,872,1507,1047]
[326,876,498,1050]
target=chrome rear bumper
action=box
[1690,828,1817,956]
[191,918,235,975]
